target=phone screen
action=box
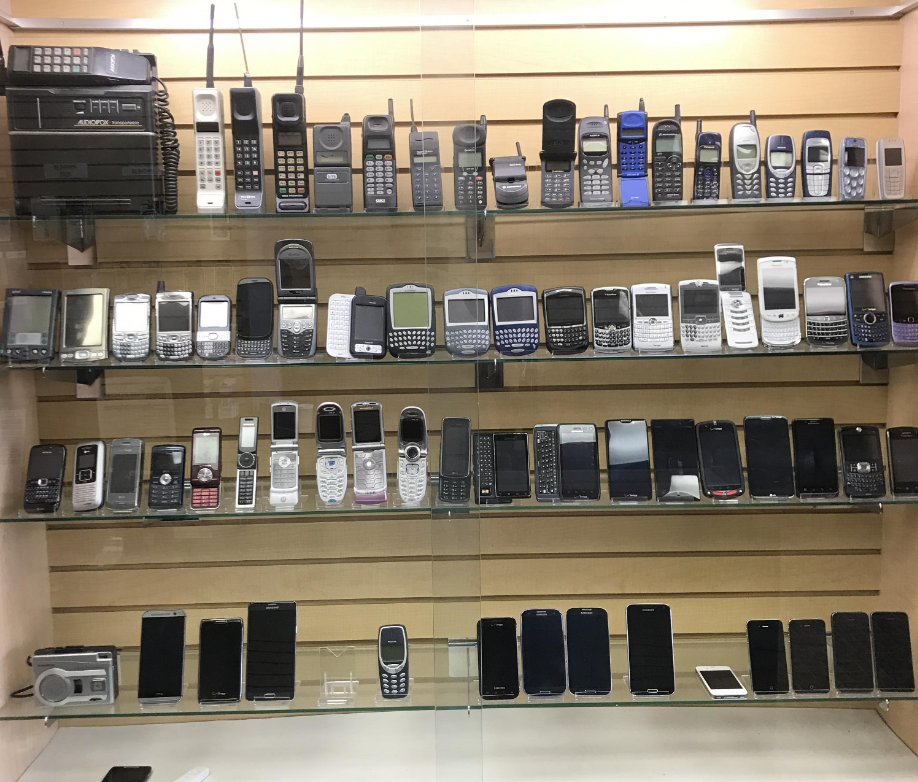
[650,419,700,500]
[716,248,745,291]
[626,604,675,695]
[807,144,830,163]
[744,417,795,498]
[545,293,585,328]
[64,293,105,348]
[680,287,719,318]
[520,609,566,695]
[151,447,183,476]
[792,418,839,496]
[566,608,612,695]
[697,422,743,493]
[495,295,535,324]
[101,768,153,782]
[885,147,903,166]
[236,281,274,339]
[239,420,258,450]
[27,446,63,480]
[278,248,313,291]
[440,418,471,478]
[746,620,789,694]
[606,420,652,500]
[494,434,529,496]
[317,411,344,445]
[158,299,191,332]
[762,267,798,311]
[272,409,297,442]
[788,619,830,693]
[593,290,630,327]
[872,611,915,692]
[699,668,743,691]
[769,150,793,168]
[8,295,53,344]
[888,429,918,492]
[840,427,881,464]
[109,452,140,494]
[447,297,486,325]
[559,425,599,500]
[831,612,874,691]
[137,612,185,700]
[354,303,386,342]
[478,617,520,699]
[399,415,426,445]
[192,431,221,469]
[198,619,244,702]
[114,301,148,333]
[634,292,670,318]
[891,285,918,321]
[845,146,866,168]
[392,291,431,329]
[805,281,846,316]
[198,300,229,329]
[353,408,383,445]
[848,274,886,312]
[245,602,297,700]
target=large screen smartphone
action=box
[792,418,839,497]
[746,619,789,694]
[520,608,567,695]
[744,416,795,499]
[650,419,700,501]
[605,420,652,501]
[137,609,186,703]
[626,603,675,695]
[871,611,915,693]
[788,618,830,694]
[245,601,297,701]
[696,420,744,499]
[198,618,244,703]
[831,611,875,692]
[566,607,612,695]
[559,424,600,500]
[477,617,520,700]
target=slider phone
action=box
[696,420,744,499]
[245,601,296,700]
[60,288,109,363]
[872,611,915,693]
[491,285,539,356]
[533,423,560,502]
[846,271,889,347]
[438,417,471,504]
[408,98,443,211]
[605,419,652,501]
[616,98,649,207]
[443,288,490,357]
[520,608,566,696]
[313,114,353,212]
[887,426,918,496]
[801,130,832,199]
[566,607,612,695]
[693,119,721,202]
[72,440,105,512]
[792,417,839,498]
[198,617,243,704]
[235,278,275,359]
[24,444,66,513]
[743,415,795,499]
[193,4,227,214]
[378,624,409,698]
[757,256,801,348]
[539,99,577,208]
[362,98,398,212]
[578,105,613,207]
[626,603,675,696]
[889,281,918,345]
[190,427,222,510]
[650,419,700,502]
[764,134,796,200]
[746,619,789,694]
[651,104,682,203]
[478,617,520,700]
[831,611,875,692]
[729,111,761,200]
[788,618,830,694]
[1,288,58,362]
[453,116,487,211]
[877,137,906,200]
[138,609,186,704]
[839,136,867,201]
[326,293,355,359]
[803,277,848,346]
[474,432,530,504]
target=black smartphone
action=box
[494,432,531,500]
[792,418,839,498]
[245,601,297,701]
[566,607,612,695]
[743,415,795,499]
[831,611,875,692]
[838,425,886,499]
[198,617,244,703]
[887,426,918,496]
[558,424,600,500]
[23,443,66,513]
[746,619,789,694]
[696,420,745,499]
[477,617,520,700]
[605,419,653,501]
[438,416,471,503]
[626,603,675,696]
[520,608,567,696]
[650,419,700,501]
[137,609,186,703]
[235,277,275,359]
[788,618,830,694]
[871,611,915,693]
[101,768,153,782]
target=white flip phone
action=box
[678,279,722,353]
[352,401,387,503]
[316,402,348,504]
[193,5,226,214]
[397,407,428,505]
[326,293,355,359]
[877,137,906,200]
[721,291,759,349]
[630,283,674,351]
[757,256,801,347]
[269,401,299,509]
[72,440,105,512]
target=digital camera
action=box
[31,645,120,707]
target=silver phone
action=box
[269,401,299,509]
[397,406,428,505]
[155,288,194,361]
[106,438,144,511]
[72,440,105,512]
[112,293,151,362]
[352,401,387,503]
[195,294,232,360]
[803,276,848,346]
[60,288,110,363]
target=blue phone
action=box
[846,271,890,347]
[616,99,649,207]
[491,284,539,356]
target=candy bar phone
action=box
[877,137,906,199]
[764,134,795,200]
[591,286,631,352]
[693,120,721,202]
[838,136,867,201]
[729,111,761,200]
[803,276,848,346]
[443,288,490,357]
[846,271,889,347]
[651,104,682,203]
[801,130,832,199]
[889,281,918,345]
[578,106,613,207]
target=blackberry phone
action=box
[378,624,409,698]
[453,116,487,211]
[757,256,801,348]
[350,287,387,360]
[155,286,194,361]
[408,98,443,211]
[650,418,701,501]
[138,609,186,704]
[566,607,612,695]
[105,438,144,512]
[533,423,560,502]
[764,134,796,200]
[889,281,918,345]
[443,288,490,357]
[578,106,613,207]
[591,286,631,352]
[801,130,832,199]
[729,111,761,200]
[831,611,875,692]
[190,427,222,510]
[678,279,722,353]
[313,113,353,212]
[520,608,566,696]
[692,119,721,202]
[195,294,231,360]
[1,288,58,362]
[245,601,297,701]
[631,283,674,351]
[148,444,185,510]
[803,277,848,346]
[872,611,915,693]
[72,440,105,512]
[490,142,529,209]
[543,286,588,354]
[351,400,387,503]
[877,137,906,200]
[651,104,682,203]
[397,406,428,505]
[788,618,830,694]
[362,98,398,212]
[198,617,244,704]
[438,417,472,504]
[559,423,600,501]
[269,401,299,509]
[111,293,150,362]
[743,415,795,500]
[887,426,918,496]
[316,402,348,505]
[477,617,520,700]
[626,603,675,696]
[746,619,789,694]
[235,416,258,510]
[386,283,436,359]
[617,98,649,207]
[838,425,885,499]
[275,239,317,359]
[24,443,65,513]
[605,419,652,501]
[696,420,744,499]
[846,271,889,347]
[792,417,839,498]
[491,285,539,356]
[60,288,109,363]
[235,278,275,359]
[539,99,577,208]
[839,136,867,201]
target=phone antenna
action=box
[295,0,304,95]
[234,3,252,88]
[480,114,487,131]
[639,97,645,112]
[410,98,418,133]
[696,119,702,135]
[388,97,394,120]
[205,4,216,89]
[750,109,757,126]
[603,104,609,120]
[675,104,681,123]
[516,141,522,157]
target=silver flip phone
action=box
[269,401,299,509]
[316,402,348,504]
[352,401,387,503]
[72,440,105,512]
[397,407,428,505]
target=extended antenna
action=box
[516,142,522,157]
[696,119,702,135]
[639,97,645,112]
[603,104,609,120]
[295,0,304,95]
[388,97,394,120]
[750,109,757,126]
[675,104,681,123]
[410,99,417,133]
[205,4,216,89]
[234,3,252,88]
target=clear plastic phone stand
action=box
[318,646,358,708]
[622,675,673,700]
[525,692,564,703]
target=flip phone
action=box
[352,401,387,503]
[269,401,299,509]
[397,407,428,504]
[539,99,577,208]
[616,98,649,207]
[316,402,348,504]
[313,114,353,212]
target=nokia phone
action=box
[72,440,105,512]
[397,406,428,505]
[534,423,560,502]
[803,276,848,346]
[229,11,264,214]
[326,293,355,359]
[453,116,487,210]
[198,617,244,704]
[147,444,185,511]
[651,418,701,501]
[591,286,631,352]
[889,281,918,345]
[316,402,348,505]
[190,427,222,510]
[438,416,472,504]
[520,608,567,696]
[105,438,144,512]
[872,611,915,693]
[235,416,258,510]
[693,119,721,202]
[846,271,889,347]
[757,256,801,347]
[631,283,674,351]
[475,432,530,504]
[539,99,577,208]
[877,137,906,200]
[651,104,682,203]
[788,618,830,694]
[746,619,789,695]
[378,624,409,699]
[831,611,875,692]
[729,111,761,200]
[491,285,539,356]
[313,113,353,212]
[235,278,274,359]
[678,279,722,353]
[195,294,231,360]
[349,287,387,360]
[155,285,194,361]
[605,419,652,501]
[60,288,109,363]
[764,134,796,200]
[111,293,151,362]
[269,401,299,509]
[543,286,588,354]
[792,417,839,498]
[696,420,744,499]
[626,603,675,696]
[362,98,397,212]
[194,5,226,213]
[275,239,317,359]
[23,443,65,513]
[245,601,296,701]
[138,609,186,704]
[801,130,832,199]
[743,415,795,500]
[491,141,529,209]
[443,288,490,357]
[0,288,58,362]
[477,617,520,700]
[838,425,886,499]
[839,136,867,201]
[578,105,613,207]
[408,98,443,211]
[566,607,612,695]
[559,423,600,501]
[696,666,747,700]
[887,426,918,496]
[351,401,387,503]
[387,283,436,359]
[617,98,649,207]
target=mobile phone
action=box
[397,406,428,505]
[539,99,577,209]
[764,134,796,200]
[887,426,918,496]
[408,98,443,211]
[477,617,520,700]
[60,288,109,362]
[350,287,387,360]
[275,239,317,359]
[721,291,759,349]
[453,116,487,211]
[229,26,265,214]
[803,277,848,346]
[838,136,867,201]
[792,417,839,498]
[520,608,566,696]
[696,420,744,499]
[889,281,918,345]
[566,607,612,695]
[831,611,875,692]
[72,440,105,512]
[631,283,674,351]
[696,666,747,699]
[23,443,66,513]
[678,279,722,353]
[491,285,539,356]
[729,111,761,200]
[533,423,560,502]
[269,401,299,509]
[542,286,588,354]
[111,293,151,362]
[651,104,682,203]
[190,427,222,510]
[194,5,226,214]
[438,417,471,504]
[559,423,600,501]
[757,256,801,347]
[838,425,886,499]
[316,402,348,505]
[155,286,194,361]
[245,600,297,701]
[351,400,387,503]
[0,288,58,362]
[788,618,830,694]
[605,419,652,501]
[692,119,721,202]
[578,105,613,207]
[148,444,185,511]
[326,293,354,359]
[846,271,889,347]
[591,287,631,352]
[801,130,832,199]
[475,432,531,504]
[743,415,795,500]
[877,136,906,200]
[616,98,649,207]
[235,416,258,510]
[235,278,274,359]
[443,288,490,357]
[313,113,353,213]
[195,294,231,360]
[490,141,529,209]
[714,243,746,292]
[105,438,144,512]
[378,624,409,698]
[387,283,436,359]
[101,768,153,782]
[746,619,789,694]
[626,603,675,696]
[198,617,244,704]
[138,608,186,703]
[872,611,915,693]
[362,98,397,213]
[650,418,701,501]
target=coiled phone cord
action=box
[153,76,180,215]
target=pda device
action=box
[839,425,886,499]
[887,426,918,496]
[378,624,409,699]
[235,416,258,510]
[386,283,436,359]
[230,7,264,213]
[443,288,490,357]
[0,288,58,362]
[195,294,231,360]
[193,5,226,214]
[542,286,588,354]
[539,99,577,208]
[453,116,487,211]
[271,0,309,213]
[72,440,105,512]
[408,98,443,211]
[190,427,222,510]
[729,111,761,200]
[693,120,722,202]
[491,284,539,356]
[397,406,428,504]
[438,417,472,504]
[316,402,348,504]
[651,104,682,203]
[631,283,674,351]
[803,276,848,346]
[678,280,721,353]
[155,283,194,361]
[148,444,185,511]
[839,136,867,201]
[490,142,529,209]
[275,239,317,359]
[313,113,353,212]
[106,438,144,512]
[235,277,274,359]
[351,401,387,503]
[362,98,398,212]
[349,287,387,359]
[24,444,66,513]
[112,293,151,362]
[591,286,631,352]
[878,137,906,200]
[60,288,110,363]
[801,130,832,199]
[890,281,918,345]
[269,401,299,509]
[533,423,560,502]
[474,431,530,504]
[846,271,890,347]
[757,256,801,347]
[764,134,796,200]
[578,105,613,207]
[617,98,649,207]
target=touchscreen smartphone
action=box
[626,603,675,695]
[137,609,186,703]
[831,611,875,692]
[198,618,244,703]
[478,617,520,700]
[245,601,297,701]
[566,607,612,695]
[788,618,830,694]
[744,416,795,499]
[520,608,567,695]
[872,611,915,693]
[746,619,789,694]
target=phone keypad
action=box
[767,174,795,200]
[388,328,435,358]
[806,317,849,344]
[355,450,386,498]
[761,318,801,347]
[24,479,61,511]
[236,338,272,359]
[149,474,183,509]
[851,316,890,346]
[279,326,315,358]
[445,327,489,356]
[535,428,559,498]
[733,170,761,199]
[380,669,408,697]
[317,456,347,504]
[580,158,612,201]
[364,153,395,200]
[156,336,193,361]
[455,169,486,209]
[723,295,758,346]
[893,322,918,345]
[30,46,90,74]
[694,168,720,200]
[326,297,353,359]
[197,340,230,359]
[618,140,646,175]
[681,322,722,346]
[547,324,587,352]
[72,482,100,510]
[844,463,885,499]
[398,458,428,504]
[883,167,904,197]
[191,486,220,509]
[542,170,574,207]
[594,324,631,351]
[276,149,307,197]
[196,136,224,192]
[236,469,256,507]
[411,161,443,209]
[474,436,495,501]
[113,336,150,362]
[438,476,470,503]
[652,155,682,200]
[234,138,261,192]
[841,166,866,199]
[634,318,673,346]
[805,167,830,198]
[495,325,539,355]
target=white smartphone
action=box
[696,666,748,699]
[630,283,674,351]
[877,136,906,200]
[757,256,801,347]
[326,293,355,359]
[269,401,299,509]
[720,291,759,349]
[678,279,722,353]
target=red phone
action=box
[190,427,222,509]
